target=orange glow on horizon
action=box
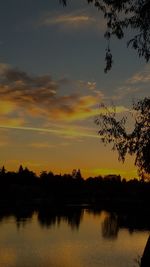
[4,160,138,180]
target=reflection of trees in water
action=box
[0,206,150,233]
[0,206,84,230]
[118,211,150,234]
[100,211,150,267]
[0,208,34,229]
[0,207,84,231]
[0,207,84,230]
[102,213,119,239]
[38,207,84,230]
[86,207,102,216]
[0,206,150,266]
[14,209,33,229]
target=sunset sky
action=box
[0,0,150,179]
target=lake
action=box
[0,206,149,267]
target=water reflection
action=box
[87,208,150,234]
[0,206,150,234]
[102,213,119,239]
[0,208,33,229]
[38,206,84,230]
[0,206,149,267]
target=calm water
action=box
[0,207,149,267]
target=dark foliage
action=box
[95,97,150,178]
[141,236,150,267]
[1,165,150,209]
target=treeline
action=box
[0,165,150,208]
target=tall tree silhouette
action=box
[95,97,150,178]
[60,0,150,71]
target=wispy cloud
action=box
[112,86,140,100]
[0,66,104,123]
[78,80,97,91]
[127,66,150,84]
[42,14,95,26]
[0,65,128,141]
[38,9,105,31]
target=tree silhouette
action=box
[72,169,82,179]
[0,166,6,176]
[95,97,150,178]
[18,165,24,174]
[141,236,150,267]
[60,0,150,71]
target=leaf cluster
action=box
[95,98,150,178]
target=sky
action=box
[0,0,150,179]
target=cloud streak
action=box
[0,125,99,139]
